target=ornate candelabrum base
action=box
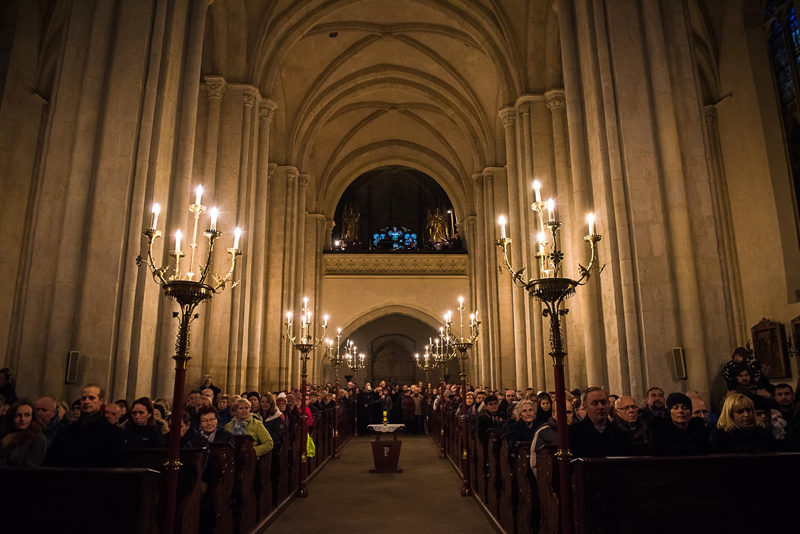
[453,343,473,497]
[294,345,314,498]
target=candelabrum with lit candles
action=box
[426,329,454,459]
[344,344,366,436]
[325,329,347,459]
[414,351,435,435]
[495,180,602,534]
[443,297,480,496]
[136,185,243,534]
[284,298,328,498]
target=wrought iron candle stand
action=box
[284,299,328,498]
[346,346,366,436]
[427,332,454,460]
[443,299,480,497]
[325,329,346,459]
[137,191,242,534]
[496,194,601,534]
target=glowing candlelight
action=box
[533,180,542,203]
[587,213,595,235]
[195,185,203,206]
[498,215,507,239]
[323,314,328,326]
[210,207,218,231]
[537,231,546,256]
[175,229,182,252]
[233,227,241,250]
[286,311,292,323]
[150,203,160,229]
[547,198,555,221]
[415,353,419,360]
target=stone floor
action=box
[268,435,495,533]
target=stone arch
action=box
[337,304,442,338]
[249,0,521,102]
[319,142,470,222]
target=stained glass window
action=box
[766,2,800,233]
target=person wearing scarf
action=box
[648,393,710,456]
[224,398,273,457]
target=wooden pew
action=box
[571,453,800,534]
[514,442,536,534]
[0,467,159,534]
[486,429,503,519]
[275,433,290,505]
[122,447,207,534]
[474,432,488,503]
[206,443,235,534]
[468,425,479,497]
[534,446,559,534]
[231,435,257,534]
[255,451,273,520]
[498,439,516,534]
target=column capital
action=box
[298,174,310,188]
[484,170,494,183]
[545,88,566,111]
[472,173,484,186]
[260,99,278,120]
[243,86,259,107]
[285,168,298,182]
[498,107,517,125]
[204,76,227,100]
[517,102,531,115]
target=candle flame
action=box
[547,198,555,211]
[152,203,160,215]
[587,213,595,225]
[537,232,546,243]
[533,180,541,190]
[498,215,506,225]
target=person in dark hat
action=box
[648,392,710,456]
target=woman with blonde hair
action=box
[505,399,541,451]
[712,393,775,454]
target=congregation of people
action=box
[1,344,798,473]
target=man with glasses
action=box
[570,387,633,458]
[613,395,648,454]
[198,405,234,444]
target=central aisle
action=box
[268,435,495,533]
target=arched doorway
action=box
[370,335,416,384]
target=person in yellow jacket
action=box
[225,398,274,457]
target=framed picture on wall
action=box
[792,316,800,358]
[751,318,790,379]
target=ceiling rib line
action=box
[328,101,451,121]
[304,21,482,50]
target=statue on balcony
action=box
[341,205,361,243]
[426,207,448,244]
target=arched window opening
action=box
[765,1,800,236]
[331,166,463,253]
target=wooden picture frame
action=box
[751,318,790,379]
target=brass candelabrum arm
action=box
[138,229,169,285]
[576,234,603,285]
[211,246,243,292]
[495,237,530,288]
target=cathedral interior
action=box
[1,0,799,409]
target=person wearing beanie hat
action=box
[648,392,710,456]
[721,347,765,391]
[153,404,169,434]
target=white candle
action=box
[547,198,555,221]
[475,310,478,321]
[533,180,542,203]
[498,215,507,239]
[233,227,241,249]
[470,313,475,324]
[537,232,546,256]
[323,314,328,326]
[587,212,595,235]
[210,207,218,231]
[415,353,419,360]
[459,296,464,307]
[195,185,203,206]
[286,311,292,323]
[151,203,160,229]
[175,229,182,252]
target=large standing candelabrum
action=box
[325,329,346,459]
[284,298,328,498]
[443,298,480,497]
[345,345,366,436]
[137,186,242,534]
[496,182,602,534]
[415,350,435,434]
[427,330,454,459]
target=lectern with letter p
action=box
[367,424,404,473]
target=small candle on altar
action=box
[498,215,507,239]
[150,203,160,229]
[547,198,555,221]
[195,185,203,206]
[233,227,241,249]
[175,229,182,252]
[587,212,595,235]
[210,207,218,231]
[533,180,542,203]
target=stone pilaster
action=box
[291,174,310,389]
[281,168,298,389]
[472,173,491,387]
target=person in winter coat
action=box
[197,405,233,445]
[401,390,416,434]
[0,399,47,467]
[535,394,552,425]
[123,398,162,448]
[531,400,574,470]
[224,398,274,457]
[613,395,649,454]
[712,393,776,454]
[648,393,710,456]
[505,400,542,452]
[259,393,286,452]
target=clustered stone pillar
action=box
[472,174,491,387]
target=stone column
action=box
[254,99,277,390]
[556,0,604,388]
[483,169,504,388]
[472,174,491,387]
[226,87,256,394]
[280,168,298,389]
[498,107,529,389]
[291,175,310,389]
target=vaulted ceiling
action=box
[203,0,560,217]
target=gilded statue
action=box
[426,207,448,244]
[341,205,361,242]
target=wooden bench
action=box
[0,467,159,534]
[486,429,503,519]
[571,452,800,534]
[231,435,257,534]
[205,443,235,534]
[122,447,207,534]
